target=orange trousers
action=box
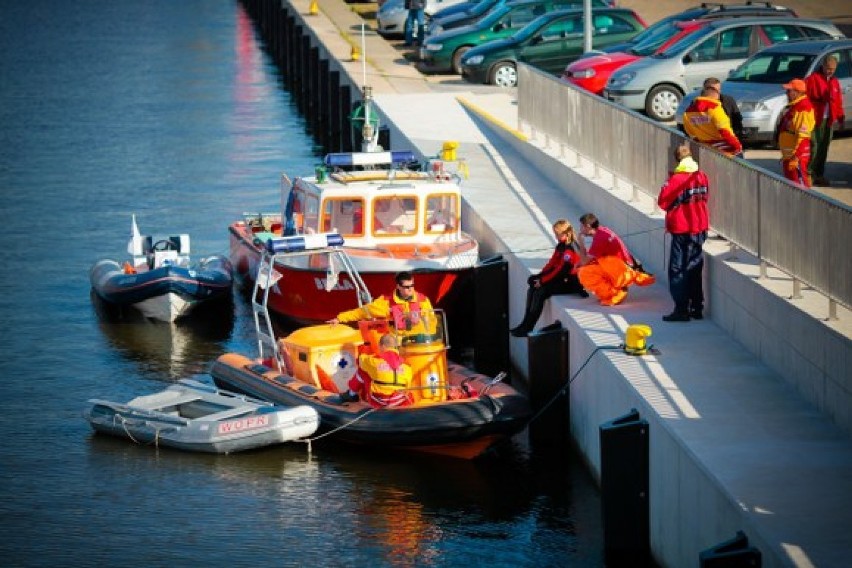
[577,256,655,306]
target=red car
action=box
[562,19,708,95]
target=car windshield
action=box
[727,52,816,83]
[630,21,681,57]
[654,26,711,58]
[469,0,499,18]
[509,12,556,42]
[478,4,511,27]
[623,14,680,48]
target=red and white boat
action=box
[229,149,480,323]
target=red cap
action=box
[782,78,807,92]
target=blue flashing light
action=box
[265,232,345,254]
[324,151,417,167]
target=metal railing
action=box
[517,64,851,315]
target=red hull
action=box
[230,225,472,323]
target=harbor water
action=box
[0,1,604,566]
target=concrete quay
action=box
[241,1,852,566]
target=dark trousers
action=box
[515,275,583,332]
[810,122,833,178]
[668,232,706,314]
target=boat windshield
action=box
[373,195,418,236]
[425,194,458,234]
[322,198,365,237]
[394,309,446,347]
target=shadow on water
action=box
[90,289,237,381]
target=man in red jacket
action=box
[806,55,845,186]
[658,143,710,322]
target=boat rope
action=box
[114,415,166,448]
[117,415,143,445]
[297,393,417,454]
[526,344,623,426]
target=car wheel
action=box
[451,46,470,75]
[645,85,682,122]
[490,62,517,88]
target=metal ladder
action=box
[250,237,373,375]
[252,251,283,372]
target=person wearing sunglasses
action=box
[327,271,436,336]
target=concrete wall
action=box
[502,124,852,441]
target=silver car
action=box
[603,17,844,122]
[675,38,852,145]
[377,0,470,39]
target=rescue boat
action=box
[210,233,530,459]
[228,147,479,324]
[90,215,233,322]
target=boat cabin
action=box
[282,151,465,246]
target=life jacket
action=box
[362,348,414,404]
[388,291,426,331]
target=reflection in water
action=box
[91,289,235,380]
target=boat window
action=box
[303,194,320,234]
[373,196,418,236]
[288,189,306,235]
[425,194,458,233]
[321,198,364,237]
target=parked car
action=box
[420,0,585,74]
[377,0,470,39]
[428,0,608,37]
[603,17,844,121]
[460,7,646,87]
[562,19,708,95]
[585,1,799,57]
[675,38,852,145]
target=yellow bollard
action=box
[441,140,459,162]
[308,0,319,15]
[350,44,360,61]
[624,324,652,356]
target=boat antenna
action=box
[361,23,367,88]
[359,23,379,154]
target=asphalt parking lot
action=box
[351,0,851,204]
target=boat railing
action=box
[341,235,477,259]
[252,233,372,372]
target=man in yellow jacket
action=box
[683,86,743,157]
[327,271,436,336]
[778,78,815,188]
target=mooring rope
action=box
[525,344,624,426]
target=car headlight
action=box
[431,25,443,35]
[607,71,636,88]
[424,43,443,52]
[571,68,596,79]
[738,101,770,113]
[464,54,484,66]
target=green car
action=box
[420,0,587,74]
[460,7,647,87]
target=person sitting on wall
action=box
[510,219,588,338]
[339,334,414,407]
